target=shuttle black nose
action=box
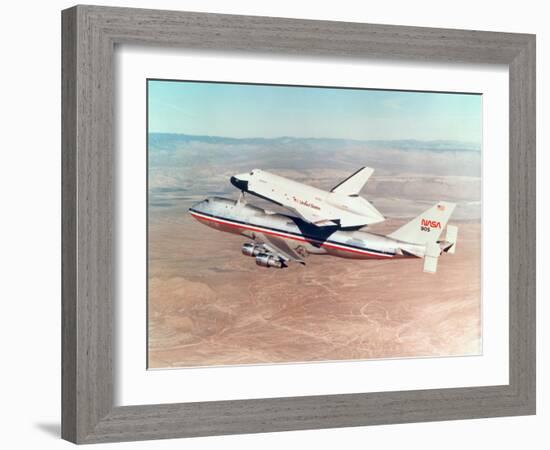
[230,176,248,191]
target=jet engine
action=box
[255,252,285,269]
[241,243,264,257]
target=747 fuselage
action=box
[189,197,452,270]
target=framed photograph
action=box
[62,5,536,444]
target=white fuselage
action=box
[189,197,426,260]
[230,169,384,228]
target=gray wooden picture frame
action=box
[61,4,536,444]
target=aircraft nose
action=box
[230,176,249,191]
[189,198,209,214]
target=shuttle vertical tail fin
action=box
[330,167,374,196]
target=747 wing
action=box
[254,232,306,266]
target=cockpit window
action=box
[249,171,254,175]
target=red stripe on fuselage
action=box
[189,211,393,259]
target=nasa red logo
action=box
[421,218,441,229]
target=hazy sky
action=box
[148,79,482,143]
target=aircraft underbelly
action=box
[322,245,395,260]
[265,234,392,260]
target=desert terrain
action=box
[147,134,482,368]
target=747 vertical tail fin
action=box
[388,201,456,245]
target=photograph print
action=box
[147,79,482,369]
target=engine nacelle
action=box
[242,243,264,257]
[255,252,285,269]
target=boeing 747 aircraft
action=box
[190,172,458,273]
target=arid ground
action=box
[147,134,482,368]
[148,201,481,368]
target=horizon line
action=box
[147,131,481,146]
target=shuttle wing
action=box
[289,204,379,228]
[287,194,384,228]
[287,206,339,227]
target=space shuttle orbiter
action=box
[230,167,384,228]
